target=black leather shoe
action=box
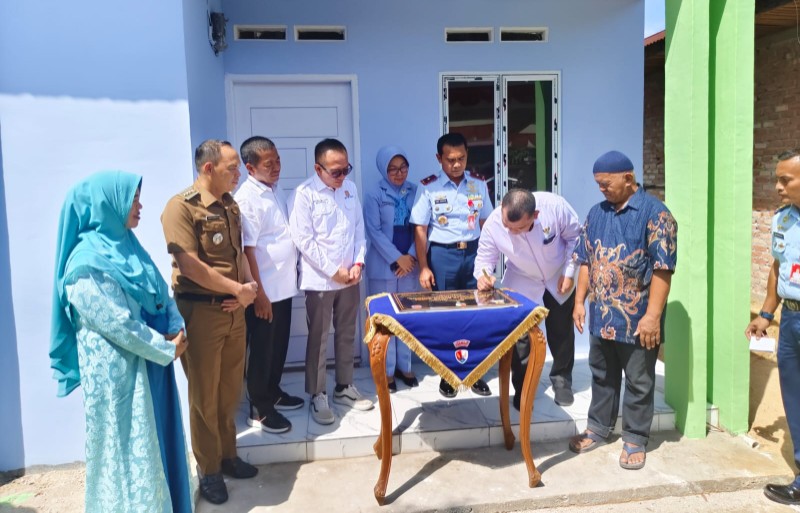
[199,472,228,504]
[512,392,521,411]
[221,456,258,479]
[764,482,800,505]
[395,369,419,388]
[388,379,397,393]
[471,378,491,396]
[439,379,457,398]
[554,386,574,406]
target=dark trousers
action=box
[777,309,800,482]
[586,335,658,447]
[429,245,477,291]
[245,297,293,415]
[512,289,576,393]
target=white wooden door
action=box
[227,76,361,367]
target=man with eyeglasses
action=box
[289,138,374,426]
[474,189,581,410]
[410,132,495,398]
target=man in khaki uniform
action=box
[161,139,259,505]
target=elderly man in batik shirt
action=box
[568,150,677,471]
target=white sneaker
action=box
[333,385,374,411]
[310,392,335,425]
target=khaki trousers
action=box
[177,299,246,475]
[304,284,360,395]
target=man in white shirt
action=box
[235,136,305,434]
[288,138,373,425]
[475,188,581,408]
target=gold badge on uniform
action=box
[212,233,224,245]
[438,215,448,226]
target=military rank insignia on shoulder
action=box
[467,170,486,181]
[420,174,438,186]
[179,187,199,201]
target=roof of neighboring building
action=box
[645,0,800,74]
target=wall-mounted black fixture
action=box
[209,11,228,55]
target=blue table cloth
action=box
[364,289,548,389]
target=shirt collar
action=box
[194,180,232,208]
[440,170,469,189]
[246,174,272,193]
[602,186,644,213]
[311,173,332,192]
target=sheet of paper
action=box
[750,336,776,353]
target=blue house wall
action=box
[0,0,213,469]
[221,0,644,220]
[0,0,643,469]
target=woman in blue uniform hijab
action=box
[364,146,420,390]
[50,171,193,512]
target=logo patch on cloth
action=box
[453,339,470,364]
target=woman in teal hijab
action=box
[51,171,193,513]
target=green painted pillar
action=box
[664,0,753,437]
[708,0,754,434]
[535,81,546,191]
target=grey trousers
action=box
[304,284,360,395]
[586,335,659,447]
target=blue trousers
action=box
[778,309,800,483]
[429,244,477,291]
[368,275,417,374]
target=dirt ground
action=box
[746,303,794,471]
[1,307,795,511]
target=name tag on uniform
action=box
[774,231,786,253]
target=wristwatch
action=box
[759,310,775,321]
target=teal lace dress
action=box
[66,269,194,513]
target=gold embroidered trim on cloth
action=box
[363,292,549,390]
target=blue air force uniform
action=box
[409,171,493,290]
[771,204,800,486]
[410,169,494,397]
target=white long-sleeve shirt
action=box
[288,174,366,291]
[473,191,581,305]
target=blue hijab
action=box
[50,171,170,397]
[376,145,411,226]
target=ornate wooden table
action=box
[364,289,548,505]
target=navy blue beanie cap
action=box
[592,150,634,174]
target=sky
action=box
[645,0,666,37]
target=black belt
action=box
[430,240,479,251]
[176,293,235,304]
[784,299,800,311]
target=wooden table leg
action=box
[519,326,547,487]
[368,327,392,505]
[498,350,515,450]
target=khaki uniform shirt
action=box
[161,182,244,295]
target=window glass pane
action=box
[506,80,553,192]
[446,81,497,202]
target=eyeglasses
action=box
[387,164,409,175]
[317,162,353,179]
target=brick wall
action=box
[643,68,665,202]
[643,30,800,302]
